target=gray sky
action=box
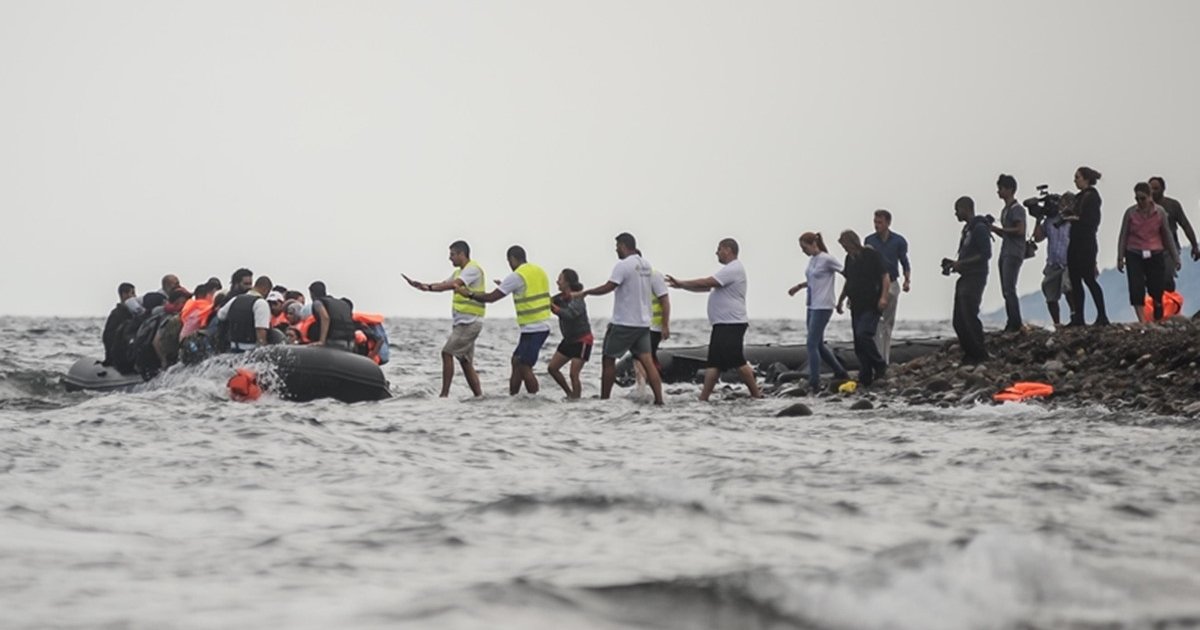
[3,1,1197,320]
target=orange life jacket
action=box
[1143,290,1183,321]
[352,312,386,364]
[271,312,289,328]
[180,297,215,330]
[227,368,261,402]
[293,316,317,344]
[993,381,1054,403]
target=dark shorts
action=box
[650,330,662,360]
[513,330,550,367]
[602,324,652,358]
[556,336,594,362]
[707,323,748,370]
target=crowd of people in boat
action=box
[100,269,389,380]
[98,166,1196,400]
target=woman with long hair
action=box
[789,232,851,392]
[1066,166,1109,326]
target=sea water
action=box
[1,316,1198,630]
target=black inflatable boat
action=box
[619,337,947,384]
[62,345,390,403]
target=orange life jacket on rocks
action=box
[993,382,1054,403]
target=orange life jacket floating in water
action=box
[1143,290,1183,321]
[993,381,1054,403]
[228,368,261,402]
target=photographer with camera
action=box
[945,196,992,364]
[1117,182,1179,322]
[991,174,1026,332]
[1064,166,1109,327]
[1031,191,1076,326]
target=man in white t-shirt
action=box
[666,238,763,401]
[458,245,552,396]
[576,232,664,404]
[404,240,486,397]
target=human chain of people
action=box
[96,167,1197,402]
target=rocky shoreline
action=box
[769,318,1200,417]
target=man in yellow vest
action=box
[459,245,552,395]
[404,240,486,397]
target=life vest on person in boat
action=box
[351,312,389,365]
[179,297,215,337]
[227,368,261,402]
[270,311,289,330]
[1143,291,1183,321]
[315,296,356,343]
[293,316,317,344]
[993,382,1054,402]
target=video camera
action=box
[941,258,956,276]
[1023,184,1062,221]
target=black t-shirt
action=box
[844,247,887,313]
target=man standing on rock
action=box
[666,238,763,401]
[1149,176,1200,292]
[864,209,911,364]
[950,196,992,364]
[992,174,1026,332]
[576,233,665,405]
[836,230,890,386]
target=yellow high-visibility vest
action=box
[452,260,487,317]
[512,262,551,326]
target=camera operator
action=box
[1148,176,1199,292]
[1032,191,1076,326]
[991,174,1026,332]
[946,196,992,364]
[1063,166,1109,327]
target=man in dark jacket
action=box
[836,230,891,386]
[102,282,138,366]
[950,196,992,363]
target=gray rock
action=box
[776,403,813,417]
[926,379,953,393]
[1044,360,1064,373]
[849,399,874,411]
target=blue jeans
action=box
[850,308,887,385]
[806,308,847,388]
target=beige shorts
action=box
[442,320,483,361]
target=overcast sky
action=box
[3,1,1197,321]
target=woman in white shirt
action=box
[789,232,850,391]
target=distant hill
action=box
[985,258,1200,324]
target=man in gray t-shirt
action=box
[992,173,1026,332]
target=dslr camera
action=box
[940,257,956,276]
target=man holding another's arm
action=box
[575,232,664,404]
[665,238,763,402]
